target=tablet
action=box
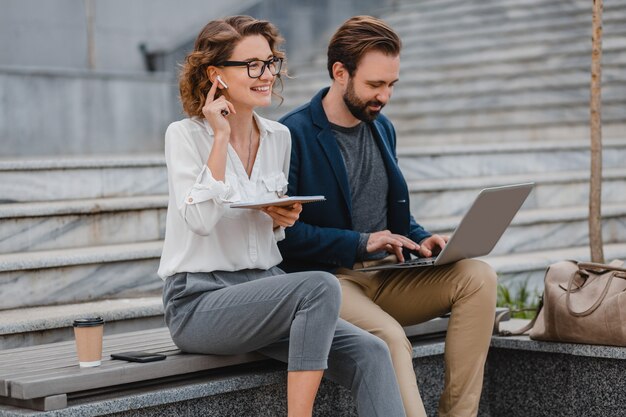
[230,195,326,209]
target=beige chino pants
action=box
[336,258,497,417]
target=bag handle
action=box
[494,297,543,336]
[577,261,626,275]
[565,260,626,317]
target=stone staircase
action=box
[0,156,167,349]
[3,0,626,349]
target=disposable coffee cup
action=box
[73,317,104,367]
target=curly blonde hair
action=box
[179,15,286,117]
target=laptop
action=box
[355,183,534,272]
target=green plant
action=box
[497,279,541,319]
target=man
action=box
[278,15,497,417]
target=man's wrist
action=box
[357,233,370,261]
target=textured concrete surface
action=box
[0,336,623,416]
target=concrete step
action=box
[389,78,626,107]
[397,49,626,83]
[386,85,626,117]
[395,122,626,147]
[408,168,626,219]
[422,202,626,256]
[397,139,626,179]
[396,6,626,48]
[390,103,626,138]
[0,297,164,350]
[0,241,163,310]
[0,196,167,253]
[397,72,626,107]
[0,155,166,203]
[386,0,622,35]
[400,21,626,61]
[483,242,626,295]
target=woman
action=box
[158,16,406,417]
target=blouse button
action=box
[187,197,193,203]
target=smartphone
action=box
[110,351,166,363]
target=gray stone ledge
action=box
[0,196,168,219]
[398,13,626,47]
[5,138,623,169]
[482,242,626,274]
[386,0,594,23]
[387,95,626,119]
[411,340,445,358]
[407,168,626,192]
[397,138,626,157]
[491,335,626,360]
[0,66,173,83]
[0,298,163,336]
[0,155,165,171]
[427,202,626,232]
[0,241,163,273]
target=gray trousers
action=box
[163,267,406,417]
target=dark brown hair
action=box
[327,15,401,79]
[179,15,286,117]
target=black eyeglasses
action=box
[216,57,283,79]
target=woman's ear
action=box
[206,66,222,87]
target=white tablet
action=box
[230,195,326,209]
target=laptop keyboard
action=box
[402,257,436,266]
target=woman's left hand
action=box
[261,203,302,228]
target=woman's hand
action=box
[201,79,236,141]
[262,203,303,228]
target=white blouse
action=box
[157,114,291,279]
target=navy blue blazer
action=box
[278,87,431,273]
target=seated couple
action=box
[158,15,497,417]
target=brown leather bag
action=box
[498,260,626,346]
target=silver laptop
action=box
[356,183,534,272]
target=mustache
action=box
[367,100,385,108]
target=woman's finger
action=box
[226,101,237,115]
[263,208,297,227]
[205,78,219,103]
[269,211,297,225]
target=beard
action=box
[342,78,385,123]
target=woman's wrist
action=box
[213,132,230,145]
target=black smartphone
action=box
[110,351,166,363]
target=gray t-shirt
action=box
[330,122,388,260]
